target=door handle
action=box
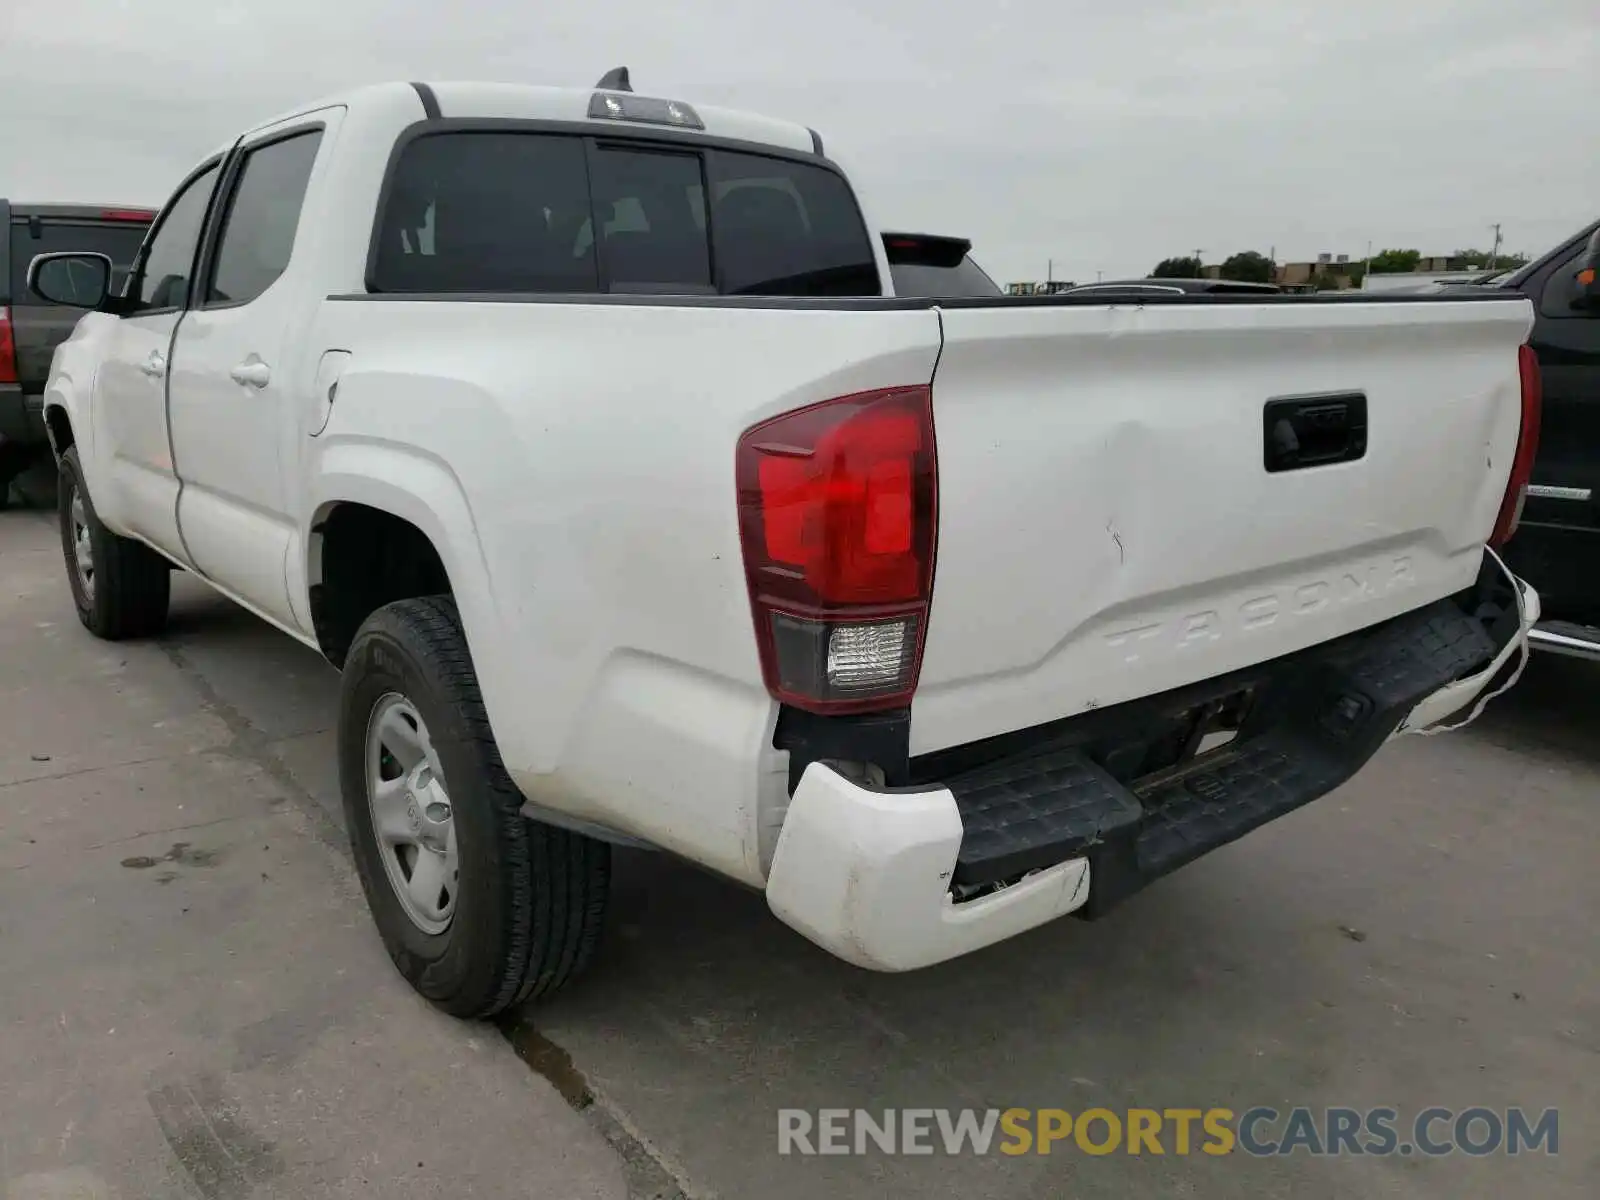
[229,358,272,389]
[139,351,166,379]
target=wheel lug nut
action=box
[425,802,451,823]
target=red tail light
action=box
[1489,344,1542,547]
[0,307,17,385]
[736,386,938,714]
[100,209,156,223]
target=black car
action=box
[1475,221,1600,659]
[0,201,154,504]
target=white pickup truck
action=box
[31,73,1542,1019]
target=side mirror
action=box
[27,252,113,310]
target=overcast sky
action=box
[2,0,1595,284]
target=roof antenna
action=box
[595,66,632,92]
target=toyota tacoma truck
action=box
[29,73,1542,1019]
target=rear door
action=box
[8,212,150,389]
[911,295,1535,755]
[167,112,335,628]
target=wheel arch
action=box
[43,403,76,461]
[304,451,492,652]
[38,312,118,469]
[306,448,501,670]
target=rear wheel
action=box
[338,596,611,1018]
[57,447,171,639]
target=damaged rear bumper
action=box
[765,562,1537,972]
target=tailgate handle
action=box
[1264,393,1367,473]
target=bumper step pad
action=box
[944,749,1140,887]
[944,597,1500,910]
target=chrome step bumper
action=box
[1529,620,1600,662]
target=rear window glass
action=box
[586,146,713,293]
[369,131,882,298]
[706,150,878,296]
[9,219,148,303]
[888,257,1001,298]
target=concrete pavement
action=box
[2,500,1596,1198]
[0,510,632,1199]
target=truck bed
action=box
[319,286,1533,773]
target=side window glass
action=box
[587,148,713,293]
[206,130,323,306]
[371,132,597,294]
[134,164,221,312]
[1540,247,1590,319]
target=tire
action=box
[58,447,171,639]
[338,595,610,1018]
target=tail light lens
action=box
[1489,343,1542,547]
[736,386,937,713]
[0,307,17,385]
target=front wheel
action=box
[57,447,170,639]
[337,596,611,1018]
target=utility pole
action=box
[1047,258,1053,289]
[1488,223,1502,270]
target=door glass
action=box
[134,164,221,312]
[370,132,598,294]
[206,131,324,306]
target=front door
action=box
[167,115,334,629]
[93,160,222,560]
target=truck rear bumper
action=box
[766,569,1537,973]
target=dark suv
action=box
[0,201,153,503]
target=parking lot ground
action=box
[3,501,1596,1199]
[0,510,630,1199]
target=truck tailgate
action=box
[911,296,1535,755]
